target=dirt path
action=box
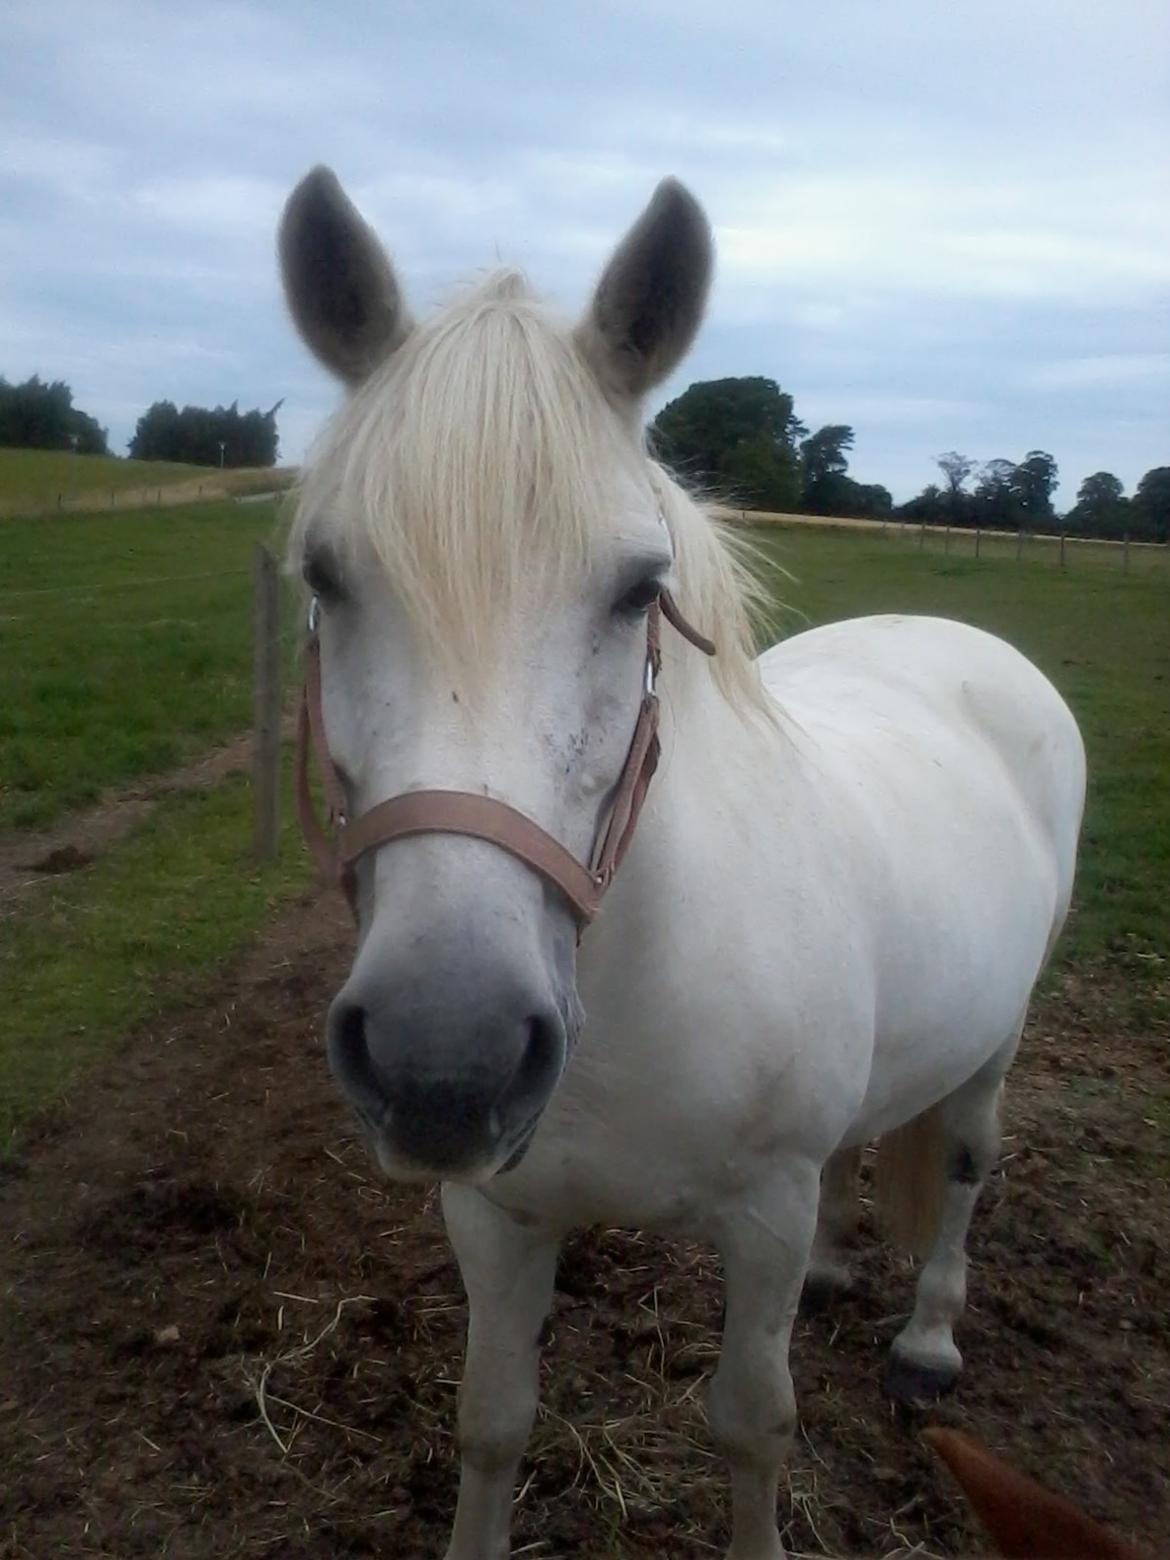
[0,717,295,913]
[0,893,1166,1558]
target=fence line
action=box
[874,518,1165,568]
[730,508,1168,574]
[886,521,1170,575]
[6,568,252,600]
[252,546,282,862]
[0,470,296,521]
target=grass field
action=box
[0,447,293,517]
[0,771,312,1153]
[735,507,1169,578]
[0,448,200,501]
[751,522,1170,996]
[0,498,296,830]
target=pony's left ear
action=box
[279,165,412,386]
[576,178,713,404]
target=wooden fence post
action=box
[919,522,926,549]
[1123,532,1130,574]
[1016,526,1024,561]
[975,525,981,559]
[1060,531,1067,569]
[252,544,281,862]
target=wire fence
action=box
[876,517,1166,575]
[736,508,1169,577]
[0,470,293,520]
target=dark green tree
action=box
[972,459,1019,529]
[847,481,894,519]
[800,424,855,514]
[128,398,281,467]
[0,374,108,454]
[1011,450,1058,526]
[936,451,976,524]
[1066,472,1127,538]
[650,376,805,510]
[1131,466,1170,543]
[899,483,946,523]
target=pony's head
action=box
[281,167,744,1183]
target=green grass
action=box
[752,524,1170,990]
[0,448,294,517]
[0,448,206,503]
[870,518,1168,576]
[0,766,312,1156]
[0,499,298,830]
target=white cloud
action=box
[1025,354,1170,391]
[800,394,983,428]
[131,176,286,236]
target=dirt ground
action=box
[1,892,1166,1559]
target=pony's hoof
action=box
[882,1349,961,1405]
[799,1265,852,1317]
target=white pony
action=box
[279,168,1085,1560]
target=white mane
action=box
[290,269,770,714]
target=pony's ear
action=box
[576,177,713,405]
[279,166,411,386]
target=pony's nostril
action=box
[332,1002,372,1080]
[335,1001,367,1056]
[499,1013,566,1132]
[327,1001,391,1117]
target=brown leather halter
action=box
[294,591,715,926]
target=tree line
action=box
[651,377,1168,543]
[0,375,109,455]
[0,373,281,468]
[128,398,282,467]
[904,451,1169,544]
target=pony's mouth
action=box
[350,1102,542,1183]
[497,1114,541,1175]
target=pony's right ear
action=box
[279,166,411,386]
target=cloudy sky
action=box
[2,0,1167,505]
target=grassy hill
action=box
[0,448,293,516]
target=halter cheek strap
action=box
[294,591,714,927]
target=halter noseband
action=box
[294,592,715,927]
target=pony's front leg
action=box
[440,1183,559,1560]
[709,1162,820,1560]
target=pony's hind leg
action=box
[440,1184,560,1560]
[801,1145,862,1312]
[879,1031,1020,1404]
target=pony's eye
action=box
[616,577,663,617]
[303,547,342,600]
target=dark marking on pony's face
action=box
[950,1145,980,1185]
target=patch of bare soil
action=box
[0,719,294,914]
[0,899,1166,1558]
